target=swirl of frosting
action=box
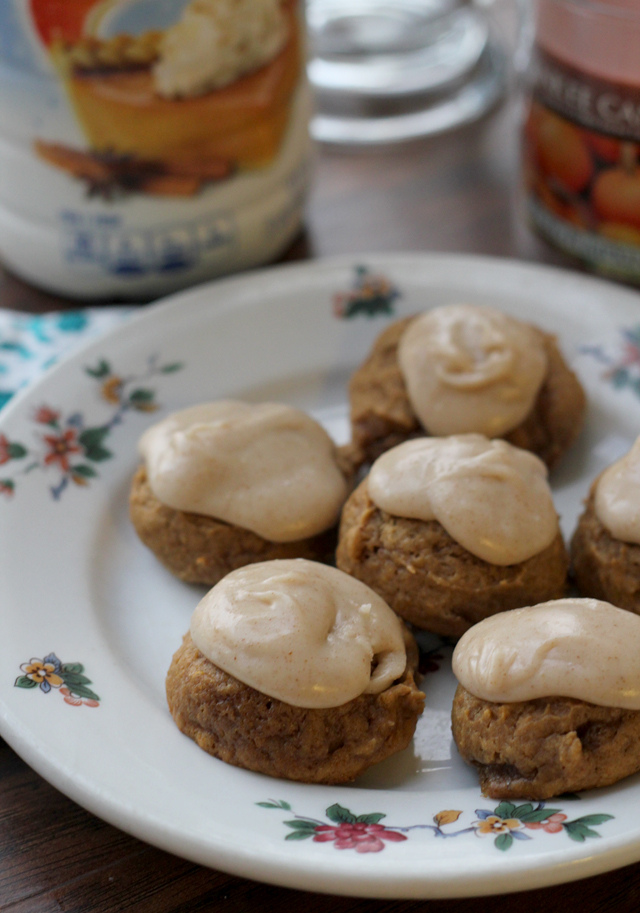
[367,435,559,565]
[139,401,348,542]
[397,304,548,437]
[452,598,640,709]
[190,559,408,708]
[594,436,640,545]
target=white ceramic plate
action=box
[2,253,640,900]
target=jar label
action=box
[0,1,311,295]
[534,49,640,142]
[524,48,640,280]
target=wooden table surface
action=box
[2,90,640,913]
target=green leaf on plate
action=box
[78,427,112,462]
[493,802,516,820]
[326,804,356,825]
[518,807,562,823]
[14,675,37,689]
[570,814,614,827]
[564,821,599,842]
[129,389,154,404]
[495,833,513,851]
[355,813,386,825]
[85,359,111,378]
[7,443,27,459]
[64,681,100,702]
[282,820,316,831]
[72,464,98,478]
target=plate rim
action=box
[2,251,640,900]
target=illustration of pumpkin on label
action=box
[522,0,640,283]
[31,0,302,198]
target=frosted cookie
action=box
[166,559,425,783]
[336,435,568,637]
[130,401,352,585]
[348,305,585,468]
[451,598,640,799]
[571,437,640,612]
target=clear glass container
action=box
[306,0,508,144]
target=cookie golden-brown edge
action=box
[348,315,586,470]
[166,631,425,784]
[336,478,569,638]
[452,683,640,799]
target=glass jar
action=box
[0,1,312,298]
[522,0,640,282]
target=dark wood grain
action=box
[2,89,640,912]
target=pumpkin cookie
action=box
[130,400,352,585]
[349,305,585,468]
[166,560,425,783]
[572,437,640,612]
[336,435,568,637]
[451,598,640,799]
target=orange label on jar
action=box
[524,49,640,279]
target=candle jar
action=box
[522,0,640,283]
[0,1,312,299]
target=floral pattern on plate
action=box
[3,255,640,897]
[332,265,400,319]
[15,652,100,707]
[258,799,614,853]
[0,355,182,499]
[581,324,640,397]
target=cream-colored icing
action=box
[190,559,408,708]
[452,597,640,709]
[594,437,640,545]
[397,305,548,437]
[139,401,348,542]
[154,0,288,98]
[367,435,558,565]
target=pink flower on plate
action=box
[34,406,60,425]
[525,813,568,834]
[313,822,407,853]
